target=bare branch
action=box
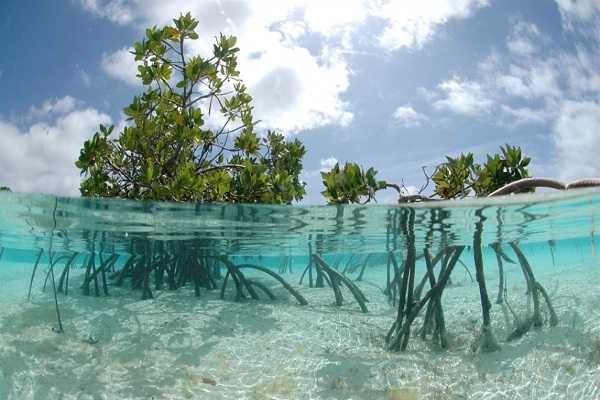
[566,178,600,190]
[487,178,566,197]
[196,164,245,174]
[419,165,437,194]
[398,194,439,203]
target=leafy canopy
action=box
[76,12,305,203]
[472,144,532,196]
[433,144,532,199]
[321,162,387,204]
[321,144,532,204]
[0,186,10,192]
[432,152,476,199]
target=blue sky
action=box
[1,0,599,203]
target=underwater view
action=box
[1,189,599,400]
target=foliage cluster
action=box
[76,13,305,203]
[320,162,387,204]
[321,144,532,204]
[432,144,532,199]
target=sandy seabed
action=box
[1,258,600,400]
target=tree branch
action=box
[196,164,245,174]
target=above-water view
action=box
[1,189,599,399]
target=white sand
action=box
[1,256,600,400]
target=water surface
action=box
[1,190,599,399]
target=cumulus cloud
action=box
[0,97,111,195]
[418,12,600,178]
[392,106,428,127]
[88,1,356,132]
[496,61,561,99]
[78,0,134,24]
[420,18,561,125]
[506,21,544,57]
[80,0,488,133]
[241,42,353,132]
[552,100,600,180]
[371,0,489,50]
[28,96,79,119]
[554,0,600,40]
[498,18,600,176]
[433,78,493,115]
[562,45,600,94]
[555,0,600,18]
[554,0,600,25]
[100,47,140,86]
[500,105,550,125]
[320,156,338,171]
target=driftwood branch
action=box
[488,177,600,197]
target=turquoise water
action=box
[1,190,600,399]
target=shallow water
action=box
[1,190,600,399]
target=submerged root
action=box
[57,252,79,294]
[507,317,535,341]
[473,325,500,353]
[236,264,308,306]
[387,243,464,351]
[246,279,277,300]
[215,256,308,306]
[490,243,505,305]
[313,254,368,312]
[27,248,45,301]
[510,242,558,329]
[473,209,499,352]
[535,282,558,327]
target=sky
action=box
[1,0,600,203]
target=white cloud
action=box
[78,69,92,88]
[506,21,543,57]
[78,0,134,24]
[371,0,489,50]
[80,0,489,133]
[554,0,600,22]
[28,96,80,119]
[400,11,600,182]
[401,185,419,196]
[500,105,550,125]
[416,86,438,102]
[418,18,563,131]
[241,40,353,132]
[392,106,428,127]
[94,3,353,132]
[301,0,367,37]
[100,47,140,86]
[433,77,493,115]
[476,16,600,177]
[562,45,600,95]
[496,61,561,99]
[421,17,561,125]
[319,156,338,171]
[553,100,600,180]
[554,0,600,39]
[0,99,111,195]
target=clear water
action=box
[1,190,599,399]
